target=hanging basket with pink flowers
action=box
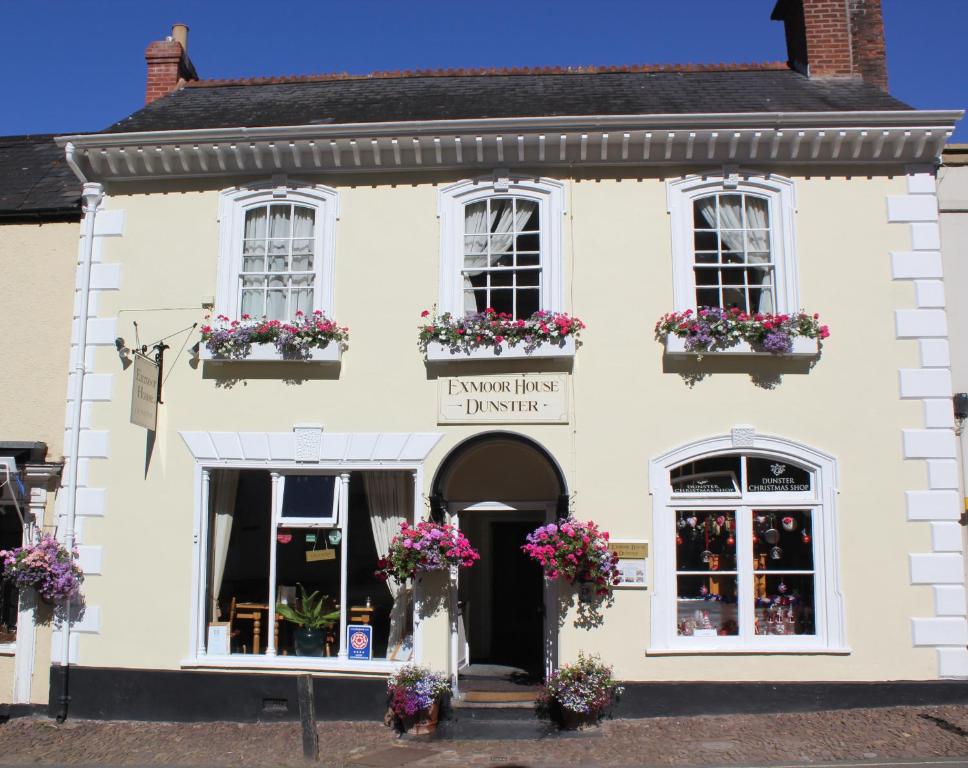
[521,517,620,603]
[375,521,480,585]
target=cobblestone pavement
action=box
[1,705,968,767]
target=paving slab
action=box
[0,704,966,767]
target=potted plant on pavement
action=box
[275,584,340,656]
[538,652,623,730]
[385,664,451,735]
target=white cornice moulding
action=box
[55,109,963,182]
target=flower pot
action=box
[293,627,327,656]
[553,704,601,730]
[399,701,440,735]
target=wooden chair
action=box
[231,597,282,655]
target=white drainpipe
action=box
[60,181,104,683]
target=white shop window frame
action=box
[437,175,566,318]
[215,179,339,321]
[276,472,341,528]
[183,457,427,674]
[648,434,848,655]
[666,171,799,315]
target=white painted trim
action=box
[57,110,962,180]
[199,342,342,363]
[426,337,575,361]
[180,431,442,463]
[663,336,818,357]
[648,432,845,654]
[666,172,799,315]
[436,175,565,318]
[215,180,339,321]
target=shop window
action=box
[216,181,338,322]
[650,439,845,653]
[438,176,565,318]
[205,469,413,663]
[666,172,798,315]
[0,506,21,646]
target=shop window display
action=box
[206,469,412,661]
[669,453,817,641]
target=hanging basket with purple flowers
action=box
[0,534,83,604]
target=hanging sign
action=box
[438,373,568,424]
[347,624,372,660]
[130,353,159,431]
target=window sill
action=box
[664,336,819,357]
[646,645,851,656]
[200,343,342,364]
[182,654,404,673]
[425,337,576,362]
[0,642,16,656]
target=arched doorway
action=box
[432,433,567,687]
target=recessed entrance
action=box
[432,432,566,697]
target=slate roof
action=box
[0,134,80,219]
[105,67,912,134]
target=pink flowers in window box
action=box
[522,517,620,602]
[655,307,829,356]
[0,535,83,604]
[418,307,585,356]
[200,311,349,360]
[375,521,480,585]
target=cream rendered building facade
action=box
[43,2,968,720]
[0,134,81,709]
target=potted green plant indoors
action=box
[275,584,341,656]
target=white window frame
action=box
[216,178,339,321]
[276,472,341,528]
[437,174,566,317]
[666,171,799,314]
[648,433,847,654]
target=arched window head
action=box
[667,171,798,315]
[216,179,338,322]
[438,175,565,319]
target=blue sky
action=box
[3,0,965,140]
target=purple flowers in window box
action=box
[200,311,349,361]
[655,307,829,358]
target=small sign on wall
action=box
[611,540,648,588]
[347,624,372,660]
[130,353,159,431]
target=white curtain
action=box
[210,469,240,620]
[697,195,773,314]
[462,200,536,314]
[364,472,412,654]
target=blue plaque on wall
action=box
[347,624,372,660]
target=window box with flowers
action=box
[655,308,828,359]
[419,308,583,362]
[199,311,349,363]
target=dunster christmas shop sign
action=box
[438,373,568,424]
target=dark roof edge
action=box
[186,61,792,88]
[0,209,81,222]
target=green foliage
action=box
[275,583,340,630]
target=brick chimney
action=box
[144,23,199,105]
[771,0,888,90]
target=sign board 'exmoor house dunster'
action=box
[25,0,968,720]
